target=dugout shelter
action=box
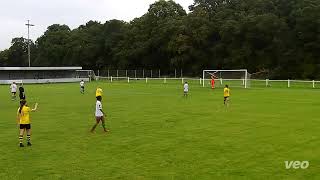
[0,67,92,84]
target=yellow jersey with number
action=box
[96,88,103,97]
[224,88,230,97]
[17,106,31,124]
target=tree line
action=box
[0,0,319,79]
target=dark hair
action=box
[19,100,27,113]
[225,85,229,88]
[96,96,102,101]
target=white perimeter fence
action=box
[97,76,320,89]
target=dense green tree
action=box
[114,0,187,70]
[34,24,71,66]
[8,37,29,66]
[102,20,128,69]
[0,0,319,79]
[0,49,9,66]
[66,21,104,69]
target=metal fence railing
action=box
[96,69,185,78]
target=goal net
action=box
[75,70,96,82]
[202,69,250,88]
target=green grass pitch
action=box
[0,81,319,179]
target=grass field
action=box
[0,81,319,179]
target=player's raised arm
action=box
[31,103,38,112]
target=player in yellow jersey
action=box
[96,87,103,99]
[17,100,38,147]
[224,85,230,107]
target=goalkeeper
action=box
[210,73,217,89]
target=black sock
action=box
[27,135,31,142]
[91,124,97,132]
[19,135,23,144]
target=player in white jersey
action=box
[183,82,189,98]
[80,80,85,94]
[10,82,18,100]
[90,96,108,133]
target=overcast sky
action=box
[0,0,193,50]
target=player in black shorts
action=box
[17,100,38,147]
[19,84,26,100]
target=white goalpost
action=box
[202,69,250,88]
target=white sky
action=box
[0,0,194,50]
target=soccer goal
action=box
[75,70,96,81]
[202,69,250,88]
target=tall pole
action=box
[25,20,34,67]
